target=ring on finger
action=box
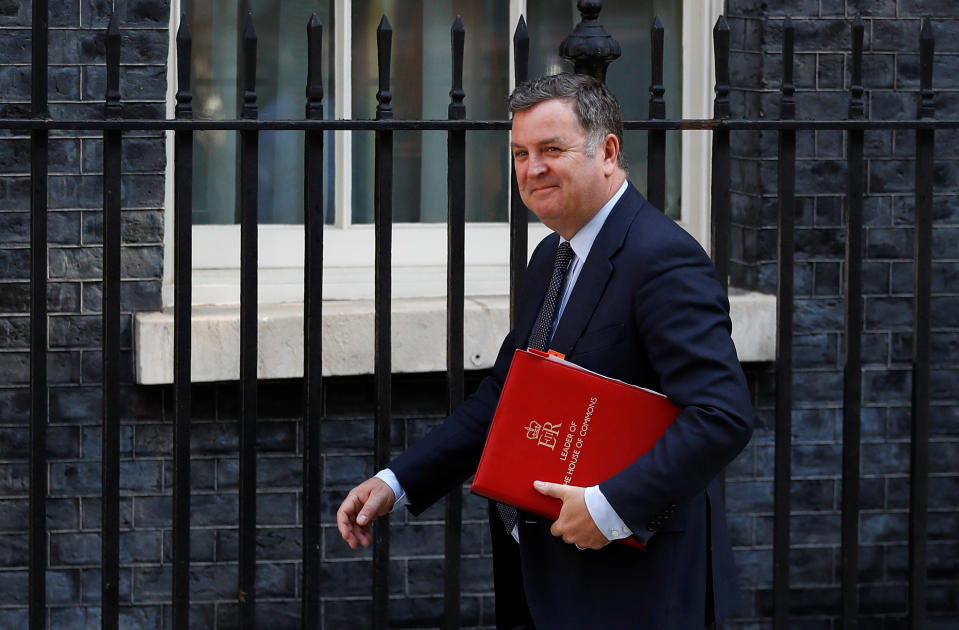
[574,543,586,551]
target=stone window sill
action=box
[133,289,776,385]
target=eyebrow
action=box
[510,136,569,149]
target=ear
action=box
[601,133,620,175]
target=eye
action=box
[513,150,528,159]
[545,146,561,153]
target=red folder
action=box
[471,348,679,548]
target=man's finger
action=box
[533,480,567,498]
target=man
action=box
[337,73,753,629]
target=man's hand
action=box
[533,480,610,550]
[336,477,396,549]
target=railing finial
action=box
[104,12,122,118]
[376,15,393,120]
[449,17,466,120]
[175,13,192,119]
[559,0,621,83]
[513,15,530,86]
[306,14,324,120]
[919,19,935,119]
[713,15,730,119]
[241,12,258,119]
[649,16,665,120]
[849,16,864,120]
[781,16,795,120]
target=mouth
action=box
[530,184,558,194]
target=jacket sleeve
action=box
[599,230,754,538]
[387,328,515,515]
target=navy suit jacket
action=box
[390,183,754,629]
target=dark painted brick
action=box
[50,532,101,566]
[257,492,297,525]
[46,568,82,604]
[861,512,909,544]
[82,137,166,174]
[791,407,838,441]
[792,478,835,511]
[80,566,133,603]
[0,569,28,604]
[795,298,844,332]
[0,247,29,279]
[929,511,959,542]
[49,461,101,495]
[82,66,166,102]
[132,495,170,528]
[0,315,28,348]
[867,227,913,258]
[862,442,910,475]
[862,53,896,89]
[81,209,164,245]
[120,246,163,279]
[50,314,101,348]
[0,351,29,385]
[47,498,80,530]
[870,91,918,119]
[863,369,911,403]
[817,54,843,90]
[890,261,914,295]
[0,388,29,423]
[792,443,842,477]
[81,426,134,460]
[861,584,908,614]
[0,531,27,565]
[189,493,236,527]
[79,497,134,530]
[82,0,171,28]
[790,545,836,586]
[49,247,102,280]
[726,480,773,513]
[864,297,913,330]
[191,422,238,455]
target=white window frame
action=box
[161,0,722,306]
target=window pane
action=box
[187,0,334,225]
[350,1,510,223]
[527,0,683,219]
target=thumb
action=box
[533,480,566,498]
[356,487,393,525]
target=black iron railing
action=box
[6,4,942,630]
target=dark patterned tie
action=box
[498,241,575,536]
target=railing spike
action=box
[175,14,192,119]
[649,15,665,120]
[104,12,121,118]
[919,19,935,119]
[241,12,257,119]
[449,17,465,120]
[781,16,795,120]
[376,15,393,120]
[849,16,864,120]
[306,14,324,119]
[713,15,730,119]
[513,15,529,85]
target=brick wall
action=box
[0,0,957,628]
[725,0,959,627]
[0,0,168,627]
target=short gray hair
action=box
[508,73,628,171]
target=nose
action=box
[528,153,548,177]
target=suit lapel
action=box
[549,184,643,356]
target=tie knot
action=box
[554,241,574,271]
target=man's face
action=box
[511,98,616,239]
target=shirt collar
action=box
[562,179,629,262]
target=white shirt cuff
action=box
[584,485,632,541]
[375,469,408,511]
